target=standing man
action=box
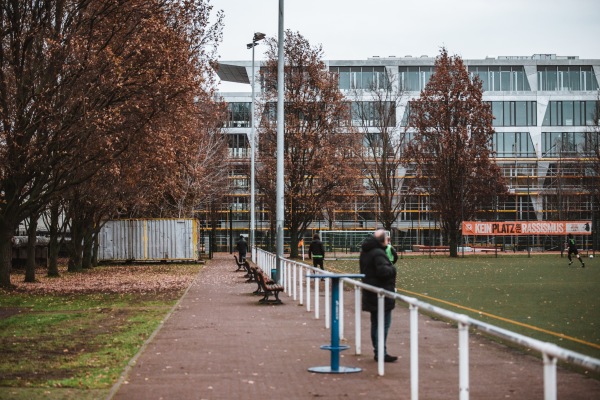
[236,235,248,263]
[308,233,325,270]
[566,233,585,268]
[359,229,398,363]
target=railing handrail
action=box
[254,247,600,400]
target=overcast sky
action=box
[213,0,600,91]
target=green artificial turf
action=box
[327,254,600,360]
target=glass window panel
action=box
[543,67,557,90]
[351,67,362,89]
[506,132,516,156]
[422,67,434,90]
[500,67,511,91]
[558,66,569,91]
[407,67,420,91]
[563,101,574,126]
[528,102,536,126]
[363,67,374,89]
[515,102,525,126]
[583,67,599,90]
[489,66,500,91]
[550,102,558,126]
[574,132,586,153]
[504,102,513,126]
[585,101,596,125]
[491,102,503,126]
[573,101,581,125]
[569,67,581,91]
[338,67,350,90]
[478,67,489,91]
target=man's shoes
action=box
[582,262,585,268]
[374,354,398,363]
[568,261,572,265]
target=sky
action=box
[212,0,600,91]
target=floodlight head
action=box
[247,43,254,49]
[253,32,266,42]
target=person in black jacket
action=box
[236,235,248,262]
[359,229,398,363]
[308,233,325,270]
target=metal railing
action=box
[254,248,600,400]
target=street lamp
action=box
[247,32,265,262]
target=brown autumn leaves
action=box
[0,1,228,286]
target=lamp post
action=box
[247,32,266,262]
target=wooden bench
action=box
[256,269,284,305]
[233,255,246,271]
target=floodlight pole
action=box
[275,0,285,282]
[248,32,265,262]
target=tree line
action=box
[0,0,229,287]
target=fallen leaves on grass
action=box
[7,263,201,295]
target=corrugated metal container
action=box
[98,219,199,262]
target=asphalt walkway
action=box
[109,253,600,399]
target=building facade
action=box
[212,54,599,253]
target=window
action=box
[542,101,599,126]
[351,101,396,127]
[468,66,531,91]
[493,132,536,157]
[330,66,389,90]
[224,102,251,128]
[227,134,249,159]
[538,66,598,91]
[488,101,537,126]
[398,66,434,91]
[542,132,590,157]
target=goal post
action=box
[319,230,390,256]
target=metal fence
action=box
[254,248,600,400]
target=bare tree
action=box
[350,74,407,238]
[257,30,362,258]
[403,49,507,257]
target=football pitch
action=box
[326,253,600,360]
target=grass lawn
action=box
[0,263,202,400]
[326,253,600,360]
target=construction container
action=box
[98,219,199,262]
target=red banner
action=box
[462,221,592,236]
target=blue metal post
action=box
[307,273,364,374]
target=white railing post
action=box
[292,263,297,300]
[314,275,320,319]
[410,304,419,400]
[378,293,385,376]
[306,270,311,312]
[543,352,557,400]
[325,277,330,329]
[338,279,344,340]
[354,286,362,355]
[458,319,470,400]
[299,265,304,305]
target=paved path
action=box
[110,253,600,399]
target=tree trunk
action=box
[0,225,14,288]
[92,228,100,267]
[82,224,93,269]
[25,214,38,282]
[289,227,299,259]
[68,217,84,272]
[448,228,459,257]
[48,202,60,277]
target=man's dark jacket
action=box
[236,238,248,254]
[308,239,325,259]
[359,235,397,313]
